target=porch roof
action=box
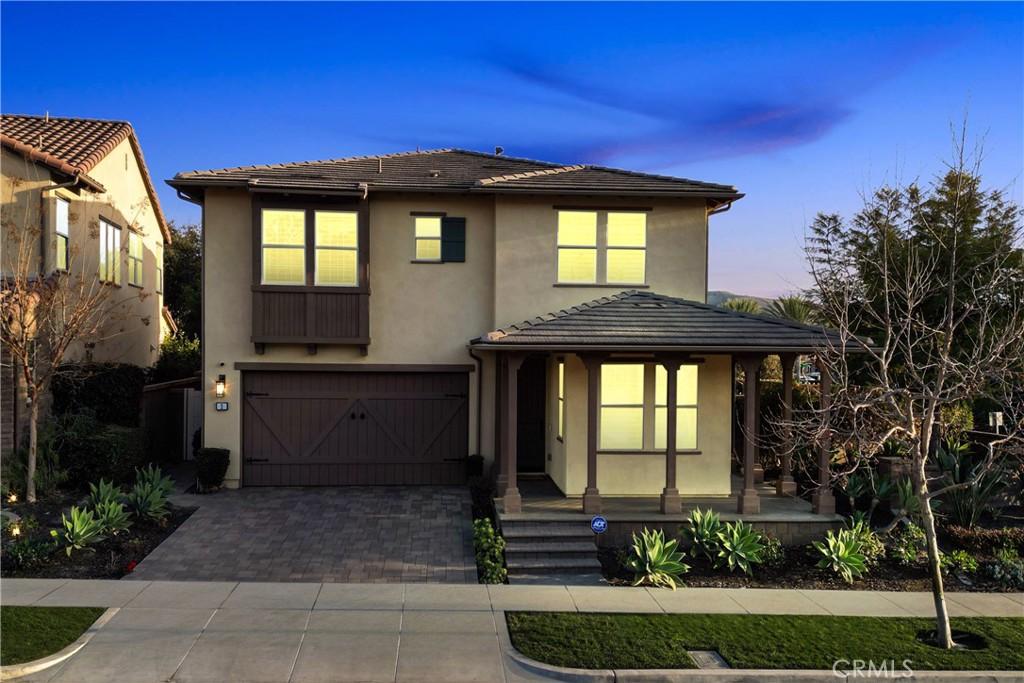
[471,290,848,353]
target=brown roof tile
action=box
[169,149,742,202]
[1,114,171,243]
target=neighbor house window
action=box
[127,232,144,287]
[155,242,163,293]
[556,210,647,285]
[414,216,442,261]
[315,211,358,286]
[654,365,699,451]
[98,219,121,284]
[557,360,565,440]
[557,211,598,283]
[599,364,645,450]
[55,198,69,271]
[261,209,305,285]
[599,362,700,451]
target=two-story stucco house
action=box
[168,149,840,531]
[1,114,173,453]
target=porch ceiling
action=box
[471,290,851,354]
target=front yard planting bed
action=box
[0,606,105,666]
[1,493,194,579]
[506,612,1024,671]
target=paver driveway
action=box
[128,487,476,583]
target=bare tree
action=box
[797,127,1024,648]
[1,172,142,502]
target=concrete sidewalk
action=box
[3,580,1022,682]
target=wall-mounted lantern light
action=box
[215,374,227,398]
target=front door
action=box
[516,356,547,473]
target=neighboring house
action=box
[1,114,172,453]
[169,149,838,517]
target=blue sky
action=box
[3,2,1021,296]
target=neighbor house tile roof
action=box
[472,290,848,352]
[169,149,742,202]
[1,114,171,243]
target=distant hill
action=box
[707,291,772,308]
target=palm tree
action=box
[765,295,818,325]
[722,297,762,314]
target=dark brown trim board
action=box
[234,362,475,373]
[552,205,653,212]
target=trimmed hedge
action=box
[52,363,146,427]
[195,448,230,491]
[943,525,1024,555]
[52,411,146,487]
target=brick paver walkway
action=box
[128,487,476,583]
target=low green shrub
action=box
[50,507,104,556]
[680,507,721,561]
[53,412,146,488]
[813,528,867,583]
[2,537,52,570]
[944,525,1024,555]
[93,500,132,536]
[761,534,786,569]
[888,522,926,566]
[195,448,230,491]
[715,521,764,575]
[87,479,123,509]
[473,518,507,584]
[941,549,980,576]
[985,547,1024,589]
[625,527,690,590]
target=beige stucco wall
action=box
[551,353,733,497]
[201,188,727,492]
[202,190,497,485]
[1,141,165,368]
[493,196,708,327]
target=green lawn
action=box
[506,612,1024,671]
[1,606,105,666]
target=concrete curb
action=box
[0,607,118,681]
[495,610,1022,683]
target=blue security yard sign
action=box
[590,515,608,534]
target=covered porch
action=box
[471,291,845,522]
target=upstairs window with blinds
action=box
[556,210,646,285]
[98,219,121,285]
[55,198,69,271]
[315,211,358,286]
[127,232,144,287]
[261,209,306,285]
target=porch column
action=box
[811,358,836,514]
[494,355,508,496]
[776,353,798,496]
[737,354,763,514]
[581,353,603,514]
[659,357,682,514]
[501,353,526,513]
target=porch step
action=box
[500,522,595,540]
[506,556,603,573]
[505,540,596,560]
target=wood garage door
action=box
[241,369,469,486]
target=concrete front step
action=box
[505,540,596,554]
[501,524,596,540]
[506,556,603,573]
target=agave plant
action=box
[935,438,1006,528]
[124,481,169,522]
[625,528,690,590]
[94,500,133,536]
[135,465,174,497]
[50,506,105,556]
[88,478,124,509]
[842,470,873,513]
[813,528,866,583]
[680,507,722,560]
[844,516,884,567]
[715,521,765,575]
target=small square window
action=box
[415,216,442,261]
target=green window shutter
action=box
[441,217,466,262]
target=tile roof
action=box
[472,290,848,352]
[169,149,742,202]
[1,114,171,243]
